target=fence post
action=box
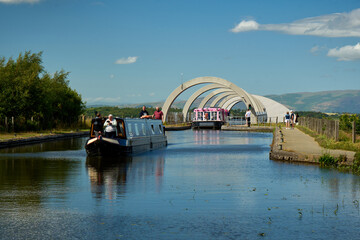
[352,121,356,143]
[276,116,278,125]
[12,117,14,132]
[5,117,8,132]
[334,120,339,141]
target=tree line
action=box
[0,51,85,131]
[84,106,182,119]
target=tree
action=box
[0,51,85,131]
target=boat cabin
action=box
[192,108,228,129]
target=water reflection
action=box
[193,129,221,145]
[0,137,87,154]
[86,151,166,200]
[1,133,360,239]
[0,157,81,211]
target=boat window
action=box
[210,112,214,120]
[127,123,134,137]
[141,123,147,135]
[158,124,162,133]
[151,124,155,134]
[117,120,126,138]
[134,123,140,136]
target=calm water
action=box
[1,130,360,239]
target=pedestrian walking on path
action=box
[245,109,251,127]
[285,111,290,129]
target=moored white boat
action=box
[192,108,228,130]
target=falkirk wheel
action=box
[161,76,271,122]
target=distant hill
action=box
[88,90,360,114]
[265,90,360,113]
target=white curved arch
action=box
[226,100,243,111]
[181,84,224,122]
[253,95,289,120]
[209,92,238,107]
[162,76,266,121]
[217,94,242,108]
[198,88,235,109]
[222,97,243,110]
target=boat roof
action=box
[193,108,228,112]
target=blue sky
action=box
[1,0,359,105]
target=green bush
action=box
[0,51,84,131]
[318,153,338,166]
[352,152,360,174]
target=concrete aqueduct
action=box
[161,76,289,122]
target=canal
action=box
[0,130,360,239]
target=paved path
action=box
[281,127,355,163]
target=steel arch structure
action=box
[162,76,267,122]
[198,88,235,109]
[181,84,225,122]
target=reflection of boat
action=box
[192,108,228,130]
[86,152,166,199]
[85,118,167,157]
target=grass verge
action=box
[0,129,89,141]
[297,125,360,152]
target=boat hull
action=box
[85,136,167,157]
[191,121,223,130]
[85,137,131,157]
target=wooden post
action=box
[276,116,278,125]
[335,120,339,142]
[12,117,14,132]
[5,117,8,132]
[352,121,356,143]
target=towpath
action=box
[271,127,356,165]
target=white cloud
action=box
[310,45,328,55]
[110,74,115,79]
[310,45,319,53]
[128,93,142,97]
[231,8,360,37]
[149,92,155,97]
[0,0,40,4]
[115,56,138,64]
[230,20,259,33]
[327,43,360,61]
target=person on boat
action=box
[139,106,151,119]
[245,109,251,127]
[93,113,103,137]
[103,114,117,138]
[153,107,164,122]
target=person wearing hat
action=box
[103,114,117,138]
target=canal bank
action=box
[0,131,88,149]
[270,127,356,165]
[221,125,273,132]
